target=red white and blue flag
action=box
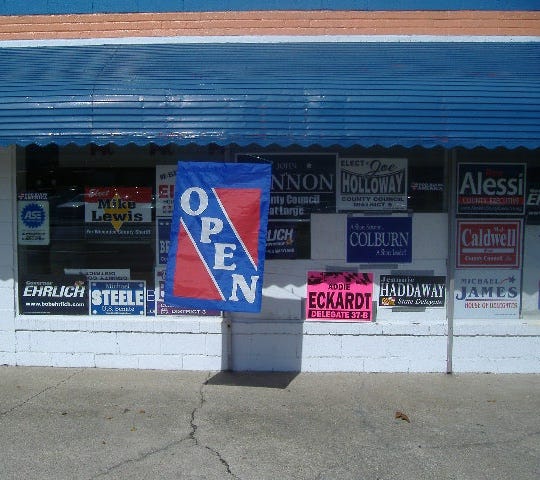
[165,161,271,312]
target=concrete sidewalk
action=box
[0,367,538,480]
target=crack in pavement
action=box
[0,368,83,417]
[90,372,239,480]
[89,436,192,479]
[192,372,239,479]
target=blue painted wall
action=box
[0,1,538,16]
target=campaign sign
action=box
[238,153,336,221]
[165,161,271,312]
[84,186,152,240]
[347,217,412,263]
[457,219,522,268]
[337,158,407,211]
[379,275,446,307]
[526,184,540,224]
[17,192,50,245]
[156,165,176,217]
[266,221,310,259]
[19,277,87,315]
[457,163,526,215]
[155,268,220,316]
[306,271,373,322]
[157,218,171,265]
[454,269,520,319]
[90,281,146,315]
[64,268,130,281]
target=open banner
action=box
[165,162,271,312]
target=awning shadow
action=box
[205,371,299,389]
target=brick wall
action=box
[0,10,539,41]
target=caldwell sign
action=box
[457,219,522,268]
[165,162,271,312]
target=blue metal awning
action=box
[0,42,539,149]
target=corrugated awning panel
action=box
[0,42,539,149]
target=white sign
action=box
[156,165,177,217]
[454,269,521,319]
[337,158,407,211]
[17,193,50,245]
[64,268,130,280]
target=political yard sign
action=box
[165,162,271,312]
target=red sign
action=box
[457,220,522,268]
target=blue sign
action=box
[165,161,271,312]
[90,281,146,315]
[347,216,412,263]
[157,218,171,265]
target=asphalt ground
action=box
[0,367,539,480]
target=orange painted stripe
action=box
[0,10,538,40]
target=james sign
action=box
[165,162,271,312]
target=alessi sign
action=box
[457,163,526,215]
[457,219,522,268]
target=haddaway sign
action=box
[165,161,271,313]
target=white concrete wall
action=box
[0,147,16,365]
[452,223,540,373]
[14,317,226,370]
[3,162,539,372]
[231,213,449,372]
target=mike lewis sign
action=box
[165,162,271,313]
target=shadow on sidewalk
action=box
[205,371,299,389]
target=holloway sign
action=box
[165,162,271,312]
[337,158,407,211]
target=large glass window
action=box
[16,143,449,316]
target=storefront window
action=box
[16,143,449,316]
[16,145,156,315]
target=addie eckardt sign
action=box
[165,162,271,312]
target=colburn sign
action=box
[165,162,271,313]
